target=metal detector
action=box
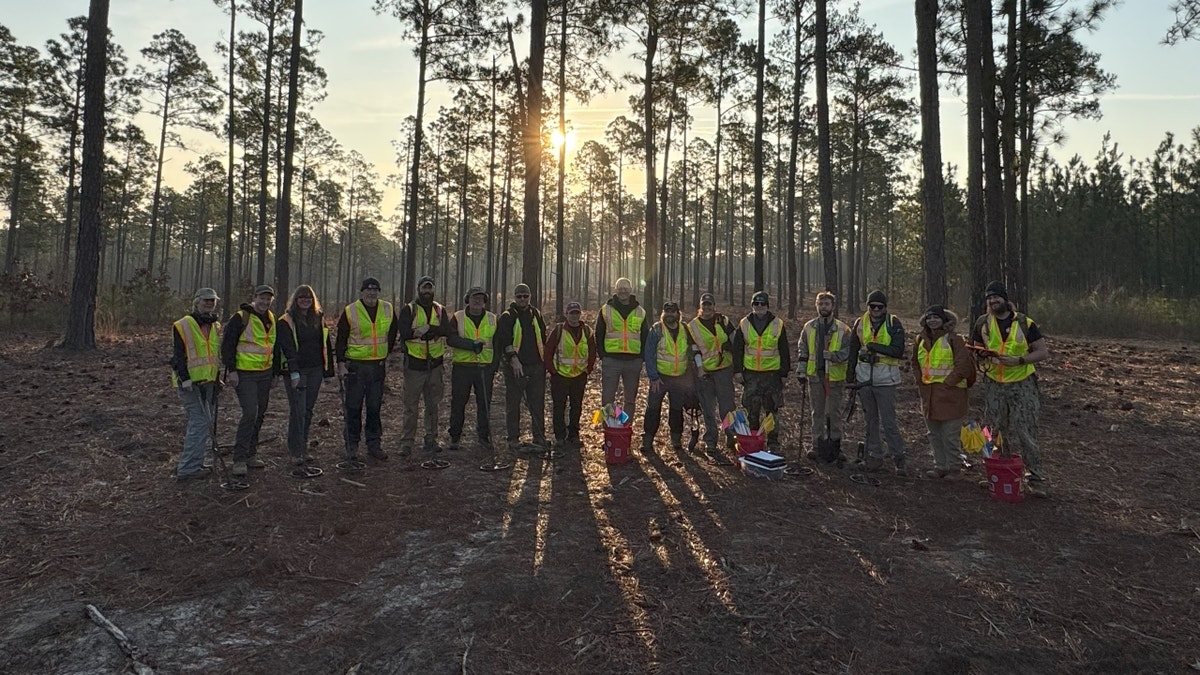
[784,377,813,477]
[201,381,249,491]
[334,371,366,472]
[478,364,511,472]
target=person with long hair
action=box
[278,284,334,473]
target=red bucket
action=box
[603,425,634,465]
[984,454,1025,503]
[735,433,766,457]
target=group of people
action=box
[170,275,1048,485]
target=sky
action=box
[3,0,1198,215]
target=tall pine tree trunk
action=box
[274,0,302,300]
[816,0,838,297]
[522,0,548,300]
[916,0,947,306]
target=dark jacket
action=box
[395,299,451,370]
[594,295,650,360]
[495,302,548,367]
[447,309,500,369]
[335,300,400,363]
[171,312,220,384]
[221,303,279,373]
[279,310,335,377]
[911,311,975,421]
[730,311,791,377]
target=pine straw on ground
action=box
[0,321,1198,674]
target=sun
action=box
[550,128,577,152]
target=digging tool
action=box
[334,371,365,472]
[201,380,248,491]
[784,375,813,476]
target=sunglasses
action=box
[869,303,885,310]
[515,293,530,299]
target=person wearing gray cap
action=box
[688,292,738,457]
[447,286,498,452]
[169,288,222,481]
[335,277,399,463]
[641,300,701,453]
[847,289,909,475]
[396,275,452,460]
[219,284,279,477]
[494,282,549,455]
[543,301,596,451]
[731,291,791,452]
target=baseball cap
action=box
[662,300,680,311]
[514,283,531,296]
[361,277,381,290]
[467,286,489,301]
[751,291,769,306]
[194,288,219,301]
[565,302,582,313]
[700,292,715,305]
[254,284,275,296]
[417,275,435,288]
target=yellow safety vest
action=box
[554,325,591,378]
[918,335,966,388]
[344,300,393,361]
[687,317,733,371]
[451,310,496,365]
[741,317,783,372]
[404,301,445,360]
[279,312,331,371]
[804,320,848,382]
[859,312,900,365]
[982,313,1036,383]
[655,323,690,377]
[602,304,646,355]
[172,315,221,386]
[234,309,276,372]
[511,312,545,361]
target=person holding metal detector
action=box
[495,283,550,457]
[796,291,852,465]
[847,290,909,476]
[335,277,398,469]
[970,281,1050,482]
[731,291,791,453]
[687,292,738,461]
[221,285,280,478]
[913,305,976,479]
[447,287,499,462]
[543,301,597,453]
[278,285,335,478]
[170,288,223,482]
[396,275,452,466]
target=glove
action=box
[474,340,484,354]
[226,371,240,388]
[336,362,348,378]
[860,352,879,364]
[180,379,193,391]
[511,358,525,378]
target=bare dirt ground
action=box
[1,311,1199,674]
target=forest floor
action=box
[1,309,1199,674]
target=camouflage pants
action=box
[982,376,1043,476]
[741,371,783,446]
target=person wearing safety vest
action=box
[278,284,335,473]
[495,282,549,456]
[595,277,648,418]
[912,305,976,479]
[446,287,498,452]
[970,281,1050,482]
[847,290,909,475]
[396,275,452,461]
[220,284,279,477]
[642,300,702,453]
[688,292,738,458]
[335,277,399,463]
[795,291,852,463]
[170,287,222,482]
[543,301,597,451]
[731,291,792,452]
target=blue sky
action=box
[3,0,1198,212]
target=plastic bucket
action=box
[735,433,766,457]
[603,425,634,465]
[984,454,1025,503]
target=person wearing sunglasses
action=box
[396,275,452,461]
[847,290,908,475]
[687,292,737,458]
[796,291,852,463]
[495,282,550,455]
[731,291,791,453]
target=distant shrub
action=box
[0,272,69,327]
[1034,288,1200,342]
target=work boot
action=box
[246,457,266,469]
[232,461,248,477]
[862,456,884,472]
[397,445,412,458]
[893,456,908,477]
[670,433,683,451]
[367,446,389,460]
[925,468,951,479]
[202,451,215,469]
[448,437,461,451]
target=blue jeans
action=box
[285,367,324,459]
[177,384,214,475]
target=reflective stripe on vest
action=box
[511,313,545,360]
[655,323,690,377]
[172,315,221,385]
[602,304,645,355]
[687,317,733,371]
[804,320,848,382]
[404,301,444,360]
[741,317,783,372]
[984,314,1035,383]
[918,335,966,388]
[235,309,276,371]
[554,326,591,378]
[345,300,393,361]
[452,310,496,365]
[280,313,331,371]
[859,312,900,365]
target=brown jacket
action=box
[910,311,975,421]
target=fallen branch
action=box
[85,604,154,674]
[1105,622,1174,646]
[461,635,473,675]
[340,478,368,488]
[0,448,54,471]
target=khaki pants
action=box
[400,365,444,454]
[925,417,963,471]
[808,379,845,443]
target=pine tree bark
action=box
[916,0,947,306]
[816,0,839,298]
[274,0,302,300]
[522,0,548,302]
